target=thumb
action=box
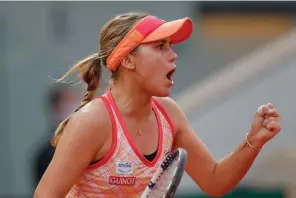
[255,104,273,118]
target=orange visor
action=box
[106,15,193,72]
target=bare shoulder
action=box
[59,97,112,149]
[72,97,110,126]
[153,97,188,133]
[154,97,183,115]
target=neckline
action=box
[106,89,163,167]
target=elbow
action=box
[204,191,229,198]
[201,183,233,197]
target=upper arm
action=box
[34,99,111,197]
[155,97,217,191]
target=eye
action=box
[158,43,165,50]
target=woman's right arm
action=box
[34,99,110,198]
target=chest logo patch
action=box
[116,161,133,175]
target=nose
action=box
[169,49,178,63]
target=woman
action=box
[34,12,281,197]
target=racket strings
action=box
[150,159,179,197]
[141,149,187,198]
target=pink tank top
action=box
[66,90,175,198]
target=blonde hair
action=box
[51,12,148,147]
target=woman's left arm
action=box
[158,98,281,197]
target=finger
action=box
[267,103,275,109]
[256,105,280,118]
[263,117,280,127]
[266,108,280,118]
[256,105,266,116]
[256,105,272,117]
[266,121,281,134]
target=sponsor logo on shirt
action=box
[109,176,136,186]
[116,161,133,175]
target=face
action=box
[129,38,178,97]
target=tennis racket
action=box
[141,148,187,198]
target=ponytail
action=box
[51,53,102,147]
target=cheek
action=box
[138,60,162,84]
[134,46,167,85]
[137,53,163,76]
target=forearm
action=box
[211,137,260,196]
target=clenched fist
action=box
[247,103,281,150]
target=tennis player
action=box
[34,12,281,198]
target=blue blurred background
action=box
[1,1,296,198]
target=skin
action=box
[34,38,281,197]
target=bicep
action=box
[35,112,107,196]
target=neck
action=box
[110,80,153,120]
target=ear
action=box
[121,54,136,71]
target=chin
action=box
[151,88,171,98]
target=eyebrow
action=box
[158,39,172,45]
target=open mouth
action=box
[166,68,176,81]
